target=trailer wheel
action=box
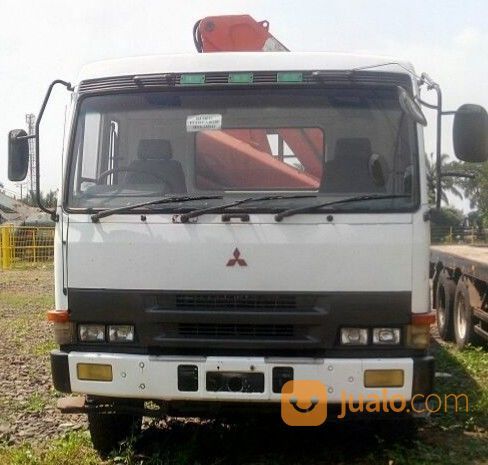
[88,406,142,456]
[453,278,482,349]
[435,270,456,341]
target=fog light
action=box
[77,363,112,381]
[78,324,105,342]
[364,369,404,388]
[406,325,430,349]
[108,325,135,342]
[340,328,368,345]
[373,328,401,345]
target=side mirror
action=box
[8,129,29,181]
[453,104,488,162]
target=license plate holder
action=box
[206,371,264,393]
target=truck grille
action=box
[179,323,294,338]
[174,294,296,310]
[68,288,412,354]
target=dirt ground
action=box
[0,267,86,444]
[0,267,487,465]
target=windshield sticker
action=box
[186,114,222,132]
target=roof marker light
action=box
[277,72,303,83]
[228,72,253,84]
[180,74,205,85]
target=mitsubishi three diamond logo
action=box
[226,248,247,267]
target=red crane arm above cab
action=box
[193,15,288,52]
[192,15,324,185]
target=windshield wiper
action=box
[274,194,410,221]
[91,195,223,222]
[179,194,317,223]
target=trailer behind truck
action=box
[432,245,488,348]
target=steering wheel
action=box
[96,167,174,191]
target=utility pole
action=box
[25,113,37,198]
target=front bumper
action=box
[51,351,434,402]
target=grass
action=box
[0,293,53,311]
[32,340,58,357]
[22,394,48,415]
[433,344,488,432]
[0,432,100,465]
[0,267,487,465]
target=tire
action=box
[453,277,482,350]
[435,270,456,341]
[87,403,142,456]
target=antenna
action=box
[25,113,37,196]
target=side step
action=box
[57,396,87,413]
[57,396,165,417]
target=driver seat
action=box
[125,139,187,193]
[320,138,386,193]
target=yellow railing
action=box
[0,225,55,269]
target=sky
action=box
[1,0,487,210]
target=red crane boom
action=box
[193,15,288,52]
[192,15,324,188]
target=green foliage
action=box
[23,189,58,208]
[448,160,488,224]
[23,393,48,414]
[0,433,100,465]
[430,207,463,226]
[425,153,463,205]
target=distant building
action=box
[0,191,45,225]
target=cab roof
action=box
[77,51,415,84]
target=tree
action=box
[430,206,464,244]
[430,207,463,227]
[447,161,488,225]
[23,189,58,208]
[425,153,463,205]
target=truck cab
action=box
[7,50,488,453]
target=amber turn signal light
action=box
[364,369,404,388]
[47,310,70,323]
[411,312,436,326]
[77,363,113,382]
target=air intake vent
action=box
[179,323,294,338]
[78,71,411,94]
[174,294,297,310]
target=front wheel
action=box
[435,270,456,341]
[87,404,142,455]
[453,278,482,350]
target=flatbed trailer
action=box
[431,245,488,348]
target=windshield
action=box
[66,87,418,212]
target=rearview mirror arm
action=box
[419,73,443,210]
[31,79,73,221]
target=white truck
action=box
[7,22,488,452]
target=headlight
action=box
[340,328,368,345]
[108,325,135,342]
[372,328,401,345]
[78,324,105,342]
